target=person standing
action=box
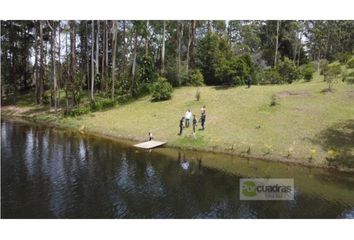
[200,106,206,130]
[247,75,252,88]
[185,109,192,128]
[148,132,154,141]
[192,114,198,135]
[178,117,185,135]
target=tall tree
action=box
[95,20,100,79]
[39,21,44,104]
[91,20,95,101]
[69,20,77,105]
[161,20,166,76]
[47,21,58,110]
[176,21,183,86]
[111,20,118,101]
[274,20,280,66]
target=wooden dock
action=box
[133,140,166,149]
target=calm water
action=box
[1,120,354,219]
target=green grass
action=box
[3,71,354,168]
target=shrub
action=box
[301,63,316,81]
[139,55,158,84]
[343,71,354,84]
[319,59,329,75]
[276,57,301,84]
[195,88,201,101]
[323,63,342,91]
[66,105,90,117]
[270,94,278,107]
[186,69,204,86]
[333,52,352,64]
[117,94,133,104]
[347,58,354,69]
[263,68,282,84]
[215,56,250,85]
[91,98,115,111]
[151,76,173,101]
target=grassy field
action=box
[2,71,354,169]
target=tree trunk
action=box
[190,20,196,68]
[95,20,100,79]
[161,20,166,76]
[101,21,106,91]
[65,29,69,113]
[85,21,90,98]
[145,20,149,57]
[186,21,192,74]
[177,21,183,86]
[111,21,118,101]
[39,21,44,104]
[51,22,57,110]
[120,20,127,82]
[70,20,76,105]
[130,29,138,96]
[274,20,280,67]
[34,28,39,104]
[57,21,61,109]
[91,20,95,101]
[105,20,109,93]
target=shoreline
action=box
[2,105,354,173]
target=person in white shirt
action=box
[185,109,192,128]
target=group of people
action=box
[178,106,206,136]
[147,105,206,141]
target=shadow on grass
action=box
[212,85,234,90]
[310,120,354,168]
[22,106,50,115]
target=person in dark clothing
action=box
[200,114,206,130]
[247,76,252,88]
[200,106,206,130]
[192,115,198,134]
[178,117,185,135]
[148,132,154,141]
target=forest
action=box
[1,20,354,115]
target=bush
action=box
[301,63,316,81]
[319,59,329,75]
[186,69,204,86]
[276,57,301,84]
[270,94,278,107]
[323,63,342,91]
[91,98,115,111]
[343,71,354,84]
[151,76,173,102]
[263,68,282,84]
[334,52,352,64]
[117,94,133,104]
[347,58,354,69]
[195,88,201,101]
[65,105,90,117]
[214,56,250,85]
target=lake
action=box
[1,119,354,218]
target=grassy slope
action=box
[59,71,354,166]
[2,70,354,167]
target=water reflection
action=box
[1,120,354,219]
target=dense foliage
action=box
[1,20,353,112]
[151,76,173,101]
[301,63,316,81]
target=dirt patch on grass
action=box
[276,90,310,98]
[345,90,354,98]
[292,106,320,115]
[2,105,49,117]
